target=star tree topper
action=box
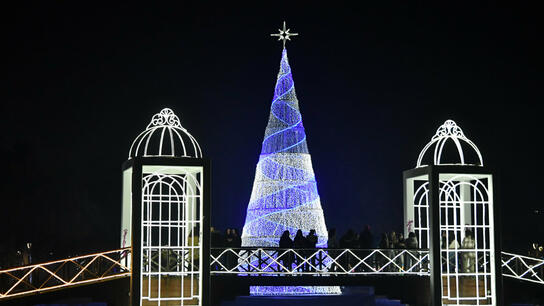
[270,21,298,48]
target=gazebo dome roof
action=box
[416,120,482,167]
[129,108,202,158]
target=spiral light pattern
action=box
[241,48,339,295]
[242,48,328,247]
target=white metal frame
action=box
[141,169,203,306]
[411,179,431,249]
[417,120,483,167]
[129,108,202,158]
[501,252,544,285]
[439,174,495,305]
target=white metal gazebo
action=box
[121,108,210,306]
[403,120,502,305]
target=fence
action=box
[0,248,130,300]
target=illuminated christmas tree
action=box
[241,22,340,296]
[241,47,329,248]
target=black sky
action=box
[2,3,543,259]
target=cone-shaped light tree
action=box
[241,48,329,248]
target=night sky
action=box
[2,3,543,260]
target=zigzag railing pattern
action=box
[0,248,130,300]
[501,251,544,285]
[210,248,431,275]
[211,248,544,285]
[1,248,542,300]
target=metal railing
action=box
[0,248,131,300]
[1,247,542,301]
[210,247,544,285]
[210,248,430,275]
[501,251,544,285]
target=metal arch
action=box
[140,169,204,305]
[413,182,431,248]
[128,108,203,158]
[417,120,484,167]
[130,128,154,158]
[142,172,202,194]
[440,174,490,202]
[438,173,496,304]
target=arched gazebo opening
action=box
[403,120,502,305]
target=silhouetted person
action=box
[328,228,339,272]
[378,233,390,271]
[279,230,293,248]
[211,226,223,247]
[359,225,373,271]
[328,228,338,248]
[405,232,418,249]
[447,232,460,272]
[223,228,236,270]
[224,228,241,270]
[279,230,294,271]
[359,225,373,249]
[225,228,233,246]
[387,231,399,271]
[389,231,398,248]
[339,229,355,248]
[405,232,419,271]
[231,228,242,248]
[294,230,306,248]
[378,233,389,249]
[306,229,318,271]
[351,232,361,249]
[461,229,475,273]
[340,229,356,270]
[395,233,406,270]
[293,230,307,271]
[441,231,448,248]
[306,229,318,248]
[210,227,224,271]
[396,233,405,248]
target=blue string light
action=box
[242,48,328,247]
[241,48,340,295]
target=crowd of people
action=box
[208,225,493,273]
[327,226,420,272]
[208,225,423,272]
[327,226,418,250]
[210,227,242,248]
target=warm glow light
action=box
[0,248,130,299]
